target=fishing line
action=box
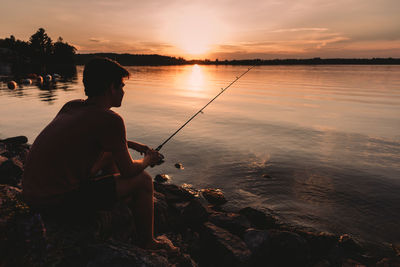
[156,65,256,151]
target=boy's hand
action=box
[144,149,165,167]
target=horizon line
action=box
[75,52,400,61]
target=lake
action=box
[1,64,399,247]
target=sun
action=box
[175,19,215,56]
[161,8,227,58]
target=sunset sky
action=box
[1,0,399,59]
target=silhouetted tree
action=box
[53,36,76,64]
[29,28,53,71]
[0,28,78,75]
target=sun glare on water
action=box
[187,64,204,89]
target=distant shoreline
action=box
[75,53,400,66]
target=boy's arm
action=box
[127,141,150,154]
[102,114,162,177]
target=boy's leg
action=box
[115,171,157,248]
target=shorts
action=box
[35,174,118,221]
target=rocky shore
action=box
[0,136,399,266]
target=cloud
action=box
[271,28,328,33]
[89,37,109,43]
[77,39,178,55]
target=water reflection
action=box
[0,65,399,246]
[187,64,204,90]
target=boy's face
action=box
[110,78,125,107]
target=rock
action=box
[0,135,28,145]
[341,258,366,267]
[175,163,184,169]
[0,185,47,266]
[154,191,171,234]
[239,206,278,229]
[155,173,171,183]
[201,188,227,205]
[0,157,24,186]
[94,202,136,242]
[181,183,201,197]
[244,228,269,253]
[180,199,209,226]
[154,183,194,203]
[200,222,251,266]
[86,241,170,267]
[168,199,209,232]
[313,259,331,267]
[392,242,400,256]
[179,229,202,262]
[296,231,338,262]
[376,257,400,267]
[338,234,364,256]
[209,211,251,237]
[0,136,30,165]
[325,234,368,266]
[262,173,272,178]
[267,229,310,267]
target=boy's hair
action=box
[83,57,130,97]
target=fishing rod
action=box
[155,65,256,152]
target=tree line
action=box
[75,53,187,66]
[76,54,400,66]
[0,28,76,75]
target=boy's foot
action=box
[145,235,179,253]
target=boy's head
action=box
[83,57,130,97]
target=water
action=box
[1,65,399,246]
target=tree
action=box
[53,36,76,64]
[29,28,53,59]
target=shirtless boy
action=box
[22,57,166,249]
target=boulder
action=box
[86,241,170,267]
[209,211,251,237]
[154,183,194,203]
[0,136,28,145]
[296,231,338,262]
[0,136,30,164]
[201,188,227,205]
[0,157,24,186]
[392,242,400,256]
[0,185,47,266]
[313,259,331,267]
[200,222,251,266]
[175,163,184,169]
[154,191,171,234]
[376,257,400,267]
[327,234,368,266]
[341,258,366,267]
[155,174,171,183]
[267,229,310,267]
[243,228,269,253]
[178,199,209,226]
[94,202,136,242]
[239,206,279,229]
[338,234,364,255]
